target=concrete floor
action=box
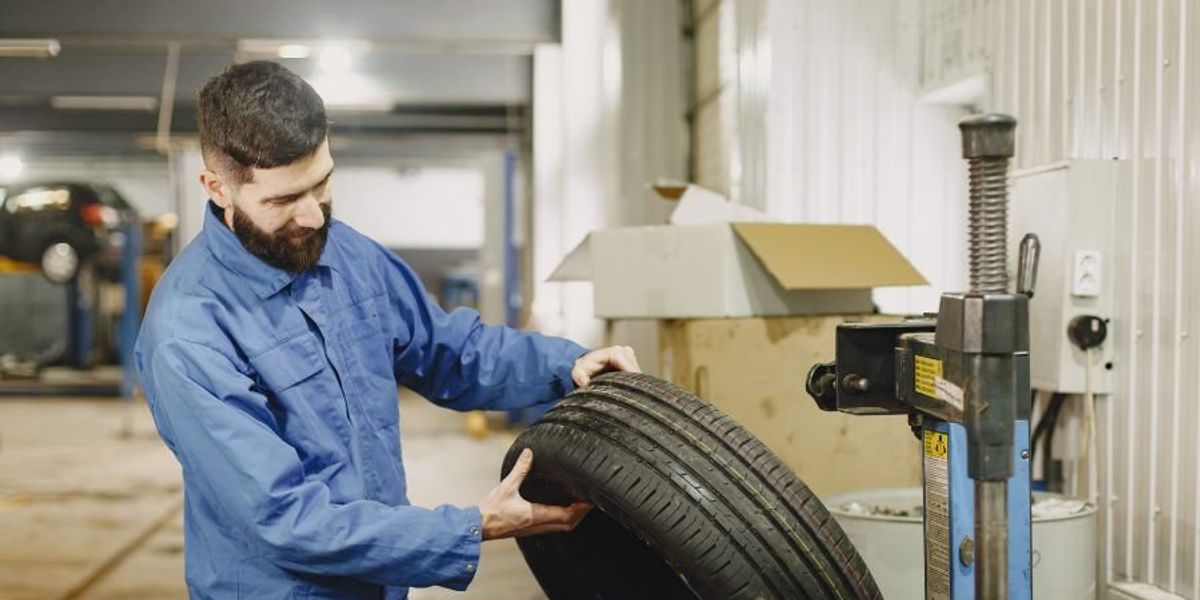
[0,391,546,599]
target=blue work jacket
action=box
[134,202,586,599]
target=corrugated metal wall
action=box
[691,0,737,201]
[532,0,687,348]
[692,0,970,316]
[934,0,1199,596]
[697,0,1200,596]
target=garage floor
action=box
[0,390,546,600]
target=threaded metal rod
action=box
[968,158,1010,293]
[959,114,1018,295]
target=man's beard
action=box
[232,202,333,274]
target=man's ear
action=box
[199,170,232,209]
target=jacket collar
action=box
[202,200,334,299]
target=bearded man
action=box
[135,60,638,600]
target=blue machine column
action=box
[118,222,141,398]
[922,419,1031,599]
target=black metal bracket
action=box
[804,320,936,415]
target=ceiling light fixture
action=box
[50,95,159,111]
[277,44,311,59]
[0,155,25,182]
[318,44,355,74]
[0,38,60,58]
[308,72,391,111]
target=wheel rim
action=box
[41,242,79,283]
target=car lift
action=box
[0,224,141,398]
[806,114,1038,599]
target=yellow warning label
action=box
[923,428,951,600]
[924,430,949,459]
[914,355,943,398]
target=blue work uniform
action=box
[134,202,586,599]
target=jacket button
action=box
[465,563,476,573]
[470,525,480,537]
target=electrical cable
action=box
[1082,347,1098,503]
[1038,393,1067,492]
[1031,392,1065,464]
[1031,391,1050,461]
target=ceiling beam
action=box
[0,0,559,44]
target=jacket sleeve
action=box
[378,245,587,412]
[141,338,483,590]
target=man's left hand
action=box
[572,346,641,388]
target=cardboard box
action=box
[654,315,923,497]
[551,184,926,318]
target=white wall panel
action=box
[531,0,687,347]
[696,0,968,315]
[929,0,1199,596]
[331,166,484,250]
[692,0,737,199]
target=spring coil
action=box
[967,158,1009,293]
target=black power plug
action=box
[1067,315,1107,350]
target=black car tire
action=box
[502,372,882,600]
[39,240,81,284]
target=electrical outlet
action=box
[1072,249,1102,298]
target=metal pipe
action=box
[976,480,1009,600]
[1125,0,1143,580]
[155,41,180,154]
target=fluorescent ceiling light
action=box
[0,155,24,182]
[318,44,354,74]
[50,95,159,111]
[237,39,369,63]
[133,133,197,151]
[308,73,391,111]
[277,44,311,59]
[0,38,60,58]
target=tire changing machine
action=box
[806,114,1039,600]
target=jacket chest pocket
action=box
[250,332,350,446]
[346,294,382,339]
[252,332,324,392]
[343,295,400,430]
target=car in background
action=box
[0,182,138,283]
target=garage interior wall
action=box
[691,0,970,316]
[324,165,485,251]
[171,145,506,322]
[702,0,1200,597]
[532,0,687,351]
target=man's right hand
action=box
[479,448,591,540]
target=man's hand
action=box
[572,346,641,388]
[480,449,591,540]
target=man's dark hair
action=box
[197,60,328,184]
